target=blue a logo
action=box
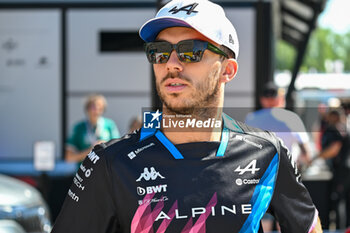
[143,110,162,129]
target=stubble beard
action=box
[156,70,221,119]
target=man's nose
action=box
[165,50,183,72]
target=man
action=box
[245,82,312,168]
[319,109,350,228]
[52,0,322,232]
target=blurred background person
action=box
[312,103,329,153]
[65,94,120,162]
[343,100,350,134]
[319,108,350,228]
[245,81,312,232]
[246,82,312,168]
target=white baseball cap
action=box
[139,0,239,58]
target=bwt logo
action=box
[143,110,162,129]
[137,185,168,196]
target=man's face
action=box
[153,27,224,114]
[260,96,284,108]
[87,99,104,122]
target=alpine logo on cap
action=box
[229,34,234,44]
[169,3,199,15]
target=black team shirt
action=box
[52,114,317,233]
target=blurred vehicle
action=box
[0,174,51,233]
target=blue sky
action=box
[318,0,350,34]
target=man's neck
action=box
[163,130,222,144]
[161,108,223,144]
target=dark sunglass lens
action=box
[154,52,170,64]
[192,40,206,61]
[146,42,171,64]
[177,40,201,63]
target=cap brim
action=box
[139,17,192,42]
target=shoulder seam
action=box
[235,120,281,154]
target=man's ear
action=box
[220,58,238,83]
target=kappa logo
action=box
[168,3,199,15]
[234,160,260,175]
[136,167,165,182]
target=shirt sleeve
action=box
[52,145,119,233]
[268,140,317,233]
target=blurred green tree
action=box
[275,40,296,71]
[275,28,350,73]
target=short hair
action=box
[328,109,340,118]
[84,94,107,112]
[220,45,236,60]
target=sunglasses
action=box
[144,39,229,64]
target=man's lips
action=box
[163,78,188,92]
